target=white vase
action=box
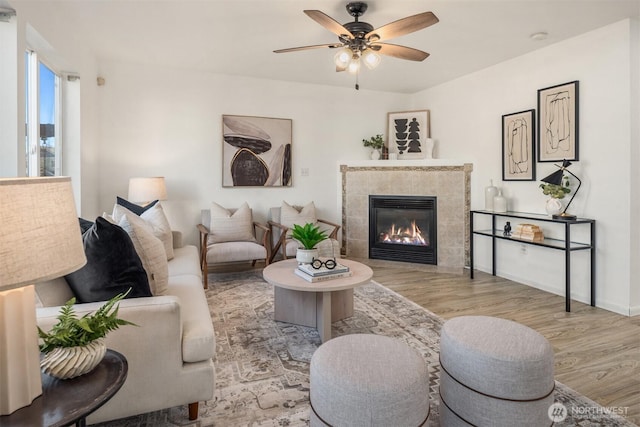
[493,190,507,213]
[296,248,318,264]
[41,339,107,379]
[371,149,381,160]
[545,198,563,216]
[424,138,435,159]
[485,180,498,211]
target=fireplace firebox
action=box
[369,195,437,264]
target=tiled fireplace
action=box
[369,195,437,264]
[340,161,473,271]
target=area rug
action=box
[98,270,636,427]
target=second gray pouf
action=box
[439,315,555,426]
[309,334,430,427]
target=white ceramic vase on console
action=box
[485,180,498,211]
[493,190,507,212]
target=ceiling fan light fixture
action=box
[362,49,381,69]
[348,55,361,74]
[334,47,352,68]
[276,4,439,89]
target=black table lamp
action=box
[541,159,581,220]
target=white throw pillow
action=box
[117,210,169,296]
[208,202,257,244]
[113,203,174,260]
[140,203,174,260]
[280,201,317,237]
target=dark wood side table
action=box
[0,349,128,427]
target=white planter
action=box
[41,339,107,379]
[296,248,318,264]
[545,198,563,216]
[370,149,381,160]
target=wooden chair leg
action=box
[202,263,209,289]
[188,402,199,420]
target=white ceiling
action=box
[8,0,640,93]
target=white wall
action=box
[411,20,637,315]
[0,11,21,177]
[95,61,408,245]
[629,17,640,315]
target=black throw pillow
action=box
[65,216,152,303]
[116,196,158,216]
[78,217,94,234]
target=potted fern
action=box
[38,290,136,379]
[291,223,328,264]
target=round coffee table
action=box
[263,258,373,342]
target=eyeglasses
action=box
[311,258,337,270]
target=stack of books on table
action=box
[512,223,544,242]
[295,261,352,282]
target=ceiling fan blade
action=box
[374,43,430,61]
[274,43,342,54]
[366,12,438,42]
[304,10,353,38]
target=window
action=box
[25,50,61,176]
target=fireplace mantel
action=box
[340,159,471,168]
[340,161,473,271]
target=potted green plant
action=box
[539,175,571,216]
[291,222,328,264]
[362,134,385,160]
[38,290,136,379]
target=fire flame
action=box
[379,220,428,246]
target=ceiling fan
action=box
[274,2,439,87]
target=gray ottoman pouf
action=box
[439,316,555,427]
[310,334,430,427]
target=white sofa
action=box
[35,231,215,424]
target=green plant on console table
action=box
[38,290,137,353]
[291,222,328,250]
[362,134,385,150]
[539,176,571,199]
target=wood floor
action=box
[362,260,640,425]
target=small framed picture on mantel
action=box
[387,110,430,160]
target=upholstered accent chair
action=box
[198,202,270,288]
[267,201,340,263]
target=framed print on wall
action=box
[502,109,536,181]
[387,110,430,160]
[537,80,579,162]
[222,115,292,187]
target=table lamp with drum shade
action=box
[540,159,582,220]
[0,177,86,415]
[127,177,167,205]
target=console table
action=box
[0,349,128,427]
[470,210,595,312]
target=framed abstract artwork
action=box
[387,110,430,160]
[537,80,579,162]
[222,115,292,187]
[502,109,536,181]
